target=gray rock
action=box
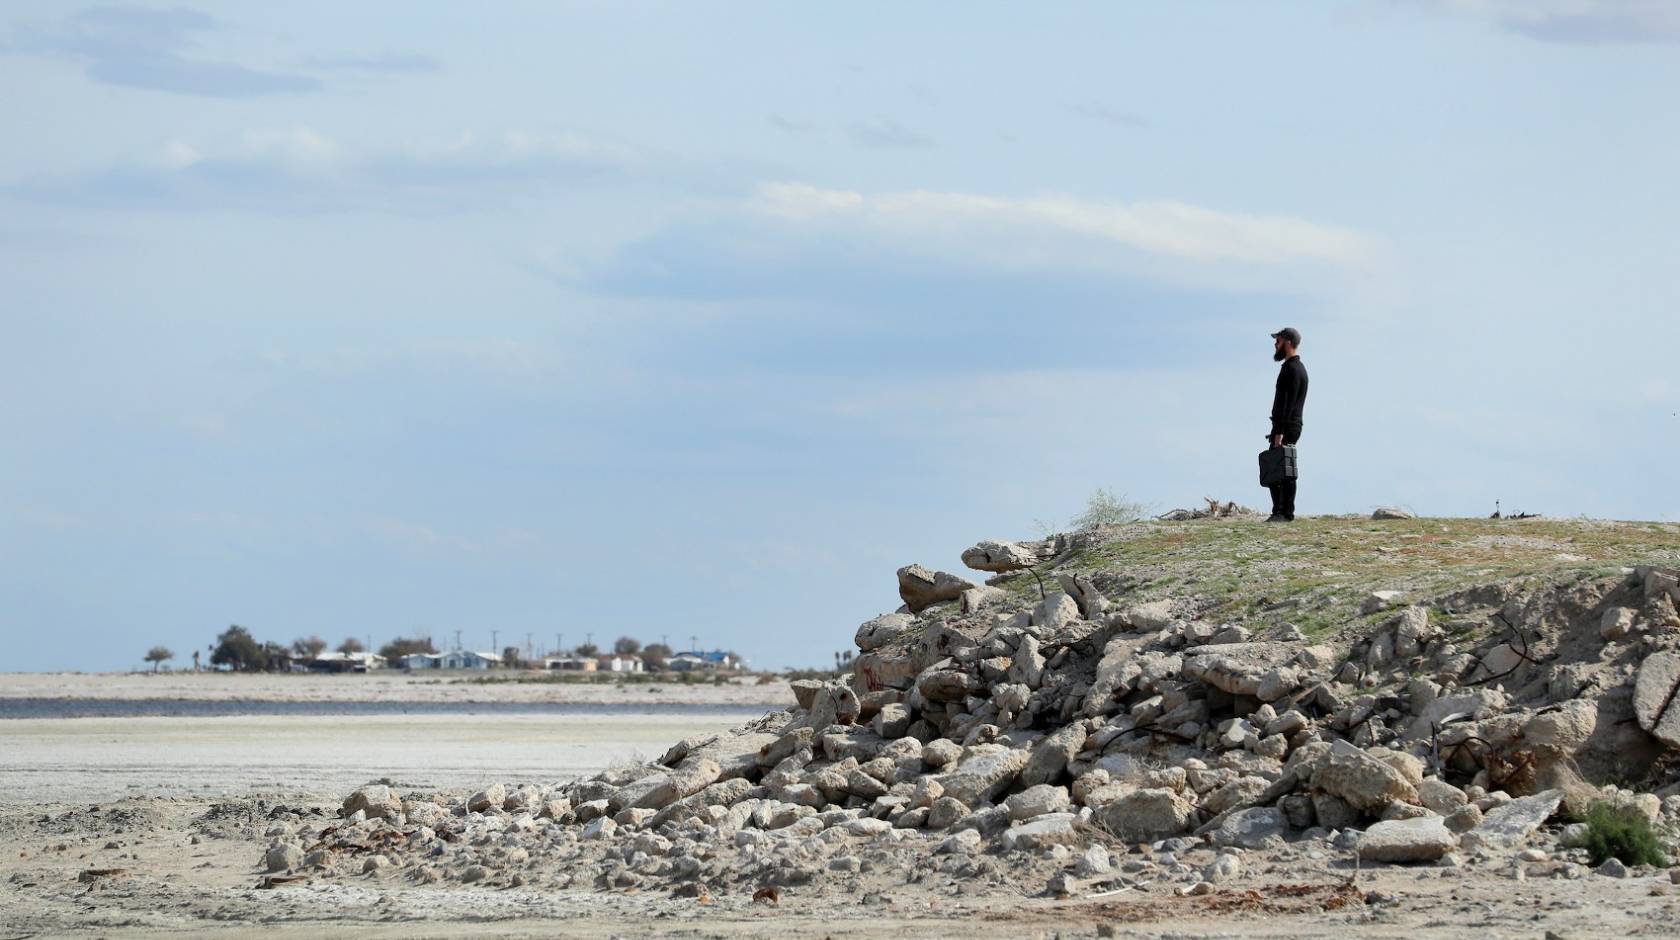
[872,703,912,739]
[1020,721,1086,788]
[1000,813,1080,851]
[1361,590,1405,615]
[1181,643,1301,698]
[922,738,962,769]
[1208,807,1287,850]
[927,796,970,830]
[898,565,977,613]
[1417,778,1469,816]
[935,828,983,855]
[1358,817,1457,863]
[1371,507,1414,520]
[1008,634,1046,689]
[264,842,303,873]
[1460,789,1562,851]
[1391,606,1434,659]
[1524,700,1597,754]
[1005,784,1072,821]
[1633,651,1680,747]
[960,539,1048,573]
[1600,606,1637,642]
[1204,852,1242,883]
[1057,573,1110,620]
[342,784,401,820]
[855,613,916,653]
[1098,788,1195,843]
[1034,593,1081,631]
[935,744,1028,806]
[467,783,506,814]
[1310,740,1418,812]
[1597,857,1628,878]
[790,679,824,710]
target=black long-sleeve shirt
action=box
[1270,355,1308,437]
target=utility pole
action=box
[585,632,593,649]
[491,629,499,654]
[661,633,668,651]
[689,635,698,654]
[454,629,462,652]
[555,633,562,656]
[525,632,533,662]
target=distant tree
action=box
[337,637,365,655]
[260,641,293,672]
[641,643,672,671]
[210,626,264,672]
[380,636,437,661]
[575,642,600,658]
[292,635,327,659]
[613,636,641,656]
[144,646,174,673]
[502,645,524,668]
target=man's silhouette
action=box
[1267,328,1308,523]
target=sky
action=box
[2,1,1677,673]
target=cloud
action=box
[1070,102,1150,129]
[754,182,1378,266]
[1417,0,1680,43]
[7,5,320,96]
[11,127,637,213]
[847,117,935,149]
[302,51,442,73]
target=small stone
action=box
[1597,857,1628,878]
[264,843,303,873]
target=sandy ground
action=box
[0,670,792,705]
[3,682,1676,938]
[0,712,757,804]
[4,789,1678,939]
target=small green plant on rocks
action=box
[1580,801,1669,868]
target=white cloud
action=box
[1420,0,1680,43]
[755,182,1379,267]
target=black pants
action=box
[1268,427,1301,519]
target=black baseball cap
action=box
[1271,327,1301,345]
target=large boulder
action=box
[342,784,402,820]
[1633,651,1680,748]
[1357,817,1457,863]
[1207,806,1287,850]
[1460,789,1563,851]
[1033,593,1081,632]
[935,744,1029,806]
[1309,741,1418,813]
[1181,643,1301,698]
[1020,722,1087,788]
[1098,788,1195,843]
[855,613,915,653]
[614,757,722,812]
[961,539,1049,573]
[999,813,1080,851]
[1057,573,1110,620]
[808,681,861,730]
[898,565,977,613]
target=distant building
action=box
[544,656,598,672]
[306,651,386,673]
[599,655,644,673]
[667,650,740,671]
[401,652,444,670]
[440,650,499,670]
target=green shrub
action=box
[1069,488,1145,532]
[1580,801,1668,867]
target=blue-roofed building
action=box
[667,650,741,671]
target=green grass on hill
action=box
[991,516,1680,641]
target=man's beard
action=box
[1273,348,1287,362]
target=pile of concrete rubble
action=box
[292,541,1680,894]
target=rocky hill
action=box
[312,514,1680,904]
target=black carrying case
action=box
[1259,444,1298,487]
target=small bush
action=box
[1580,801,1668,867]
[1069,488,1145,532]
